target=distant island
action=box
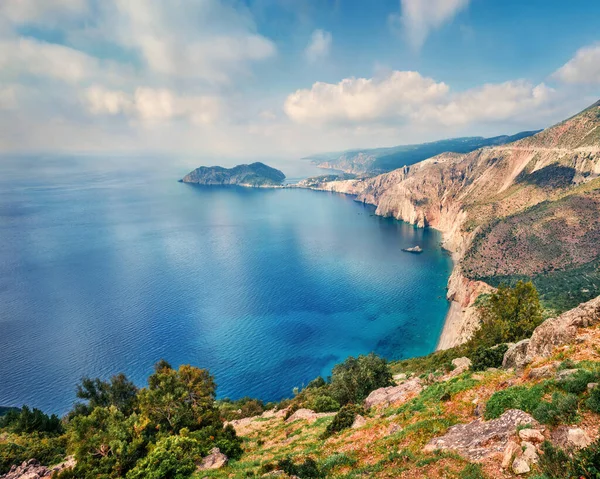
[180,162,286,187]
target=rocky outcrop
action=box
[364,378,423,409]
[285,409,334,424]
[503,296,600,368]
[197,447,228,470]
[1,457,75,479]
[181,162,285,187]
[424,409,538,460]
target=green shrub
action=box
[309,395,340,413]
[0,435,67,475]
[470,344,509,371]
[321,404,364,439]
[460,463,487,479]
[586,386,600,413]
[320,453,356,474]
[557,369,598,395]
[484,383,547,419]
[572,437,600,478]
[538,441,571,479]
[266,457,322,479]
[329,353,392,405]
[533,392,578,426]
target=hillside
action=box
[305,131,540,176]
[181,162,286,187]
[303,100,600,347]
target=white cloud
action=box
[84,86,221,125]
[390,0,471,50]
[553,44,600,84]
[305,30,332,62]
[284,71,449,123]
[284,71,556,128]
[0,85,18,110]
[0,0,87,25]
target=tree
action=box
[73,373,138,417]
[138,361,220,435]
[0,406,63,435]
[329,353,393,406]
[473,281,543,347]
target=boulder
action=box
[502,339,530,369]
[501,440,520,469]
[588,382,599,391]
[528,363,557,379]
[197,448,228,470]
[512,457,530,475]
[451,357,472,374]
[423,409,538,460]
[567,428,593,449]
[285,409,334,424]
[519,428,545,443]
[521,441,539,464]
[556,369,579,380]
[2,457,75,479]
[364,378,423,409]
[352,415,367,429]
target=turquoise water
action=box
[0,156,452,414]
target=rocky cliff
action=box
[304,100,600,348]
[181,162,286,187]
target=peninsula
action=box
[180,162,285,187]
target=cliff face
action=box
[310,100,600,349]
[181,162,286,187]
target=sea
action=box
[0,155,452,414]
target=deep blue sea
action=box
[0,155,452,414]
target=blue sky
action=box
[0,0,599,159]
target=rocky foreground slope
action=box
[302,100,600,348]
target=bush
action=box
[309,395,340,413]
[218,397,265,421]
[572,437,600,478]
[329,353,393,405]
[0,435,67,475]
[470,344,508,371]
[538,441,571,479]
[484,384,547,419]
[262,457,322,479]
[557,369,598,395]
[533,392,578,426]
[321,404,364,439]
[319,453,356,474]
[586,386,600,413]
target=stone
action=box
[364,378,423,409]
[285,409,334,424]
[519,428,545,443]
[451,357,472,375]
[567,428,593,449]
[393,373,407,382]
[502,339,530,369]
[512,457,531,474]
[1,457,76,479]
[501,440,520,469]
[352,415,367,429]
[197,448,228,470]
[528,364,557,379]
[556,369,579,380]
[387,423,402,435]
[423,409,538,460]
[521,441,539,464]
[588,382,599,391]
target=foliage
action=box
[533,392,578,426]
[72,373,138,417]
[586,386,600,413]
[138,361,220,435]
[0,435,67,475]
[0,406,63,435]
[571,436,600,478]
[263,457,322,479]
[484,383,547,420]
[125,435,202,479]
[472,281,543,348]
[538,438,600,479]
[557,369,599,395]
[308,395,340,413]
[470,344,509,371]
[460,463,487,479]
[538,441,571,479]
[217,397,265,421]
[329,353,393,406]
[321,404,364,439]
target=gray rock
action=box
[351,415,367,429]
[519,428,545,443]
[285,408,334,423]
[512,457,531,474]
[1,457,75,479]
[423,409,538,460]
[502,339,530,369]
[197,448,228,470]
[364,378,423,409]
[567,428,593,449]
[528,363,557,379]
[588,382,599,391]
[521,441,539,464]
[501,440,520,469]
[556,369,580,380]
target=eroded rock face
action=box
[1,457,75,479]
[423,409,538,461]
[364,378,423,409]
[502,339,530,369]
[502,296,600,368]
[197,447,228,470]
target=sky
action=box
[1,0,600,160]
